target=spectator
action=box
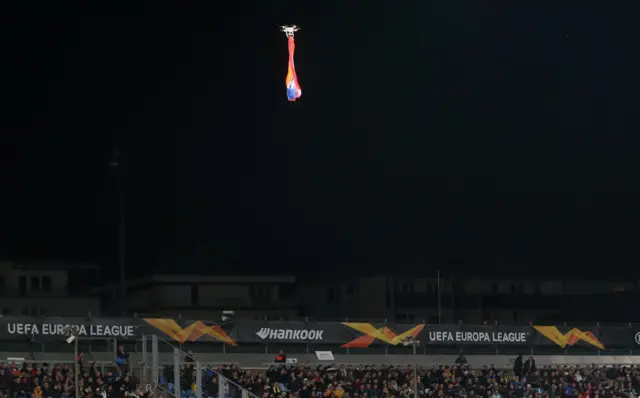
[514,354,523,378]
[274,351,287,364]
[523,356,536,376]
[0,361,145,398]
[455,354,468,364]
[193,362,640,398]
[528,356,537,375]
[116,345,130,376]
[205,372,218,398]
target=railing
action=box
[140,335,259,398]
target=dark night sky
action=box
[2,3,640,278]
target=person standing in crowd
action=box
[528,356,536,375]
[455,354,468,364]
[513,354,523,378]
[116,345,130,375]
[523,356,536,376]
[274,351,287,363]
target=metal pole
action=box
[111,148,126,315]
[174,348,181,395]
[450,274,455,321]
[151,335,159,392]
[142,336,148,383]
[437,270,442,324]
[118,157,126,311]
[74,337,79,398]
[413,342,418,398]
[195,361,202,398]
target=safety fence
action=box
[0,344,258,398]
[139,335,258,398]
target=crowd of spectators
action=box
[0,360,152,398]
[2,357,640,398]
[184,361,640,398]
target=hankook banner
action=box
[0,317,636,350]
[241,321,333,343]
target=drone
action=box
[280,25,299,37]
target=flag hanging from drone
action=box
[281,25,302,102]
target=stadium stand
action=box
[3,318,640,398]
[5,359,640,398]
[157,361,640,398]
[0,360,152,398]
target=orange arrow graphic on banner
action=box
[534,326,604,349]
[341,323,424,348]
[143,319,237,346]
